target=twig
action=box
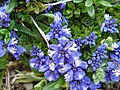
[44,0,72,6]
[30,16,49,47]
[6,68,10,90]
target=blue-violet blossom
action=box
[46,12,71,40]
[101,14,119,33]
[0,3,10,27]
[82,32,97,46]
[88,44,108,71]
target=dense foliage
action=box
[0,0,120,90]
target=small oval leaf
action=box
[85,0,93,7]
[73,0,83,3]
[87,5,95,17]
[99,1,112,7]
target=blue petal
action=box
[74,68,85,80]
[0,49,6,57]
[64,70,73,82]
[79,61,88,69]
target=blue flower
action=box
[26,0,30,3]
[49,40,81,65]
[0,40,6,57]
[30,45,39,56]
[58,63,72,74]
[44,62,60,81]
[104,62,119,83]
[105,70,119,83]
[69,76,101,90]
[45,4,53,13]
[54,12,62,23]
[73,60,88,69]
[46,12,71,40]
[7,31,26,60]
[93,44,108,59]
[74,38,83,50]
[82,32,97,46]
[60,3,66,10]
[110,42,120,63]
[29,47,50,72]
[101,14,119,33]
[64,59,88,82]
[29,46,60,81]
[0,3,10,27]
[88,44,108,71]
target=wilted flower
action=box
[101,14,119,33]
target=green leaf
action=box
[87,5,95,17]
[37,21,49,33]
[20,56,29,66]
[63,9,73,19]
[0,70,5,89]
[67,2,75,10]
[74,8,80,18]
[35,13,54,21]
[9,20,15,30]
[42,0,52,3]
[85,0,93,7]
[99,1,112,7]
[14,23,37,38]
[0,29,9,34]
[6,0,18,13]
[106,36,113,45]
[34,79,47,90]
[73,0,83,3]
[43,77,64,90]
[4,32,10,44]
[93,68,105,84]
[0,54,8,69]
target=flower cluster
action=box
[29,11,102,90]
[0,1,10,27]
[110,42,120,63]
[101,14,119,33]
[0,31,26,60]
[104,62,119,83]
[0,0,120,89]
[82,32,97,46]
[70,76,101,90]
[29,46,60,81]
[88,44,108,71]
[104,42,120,82]
[46,12,71,40]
